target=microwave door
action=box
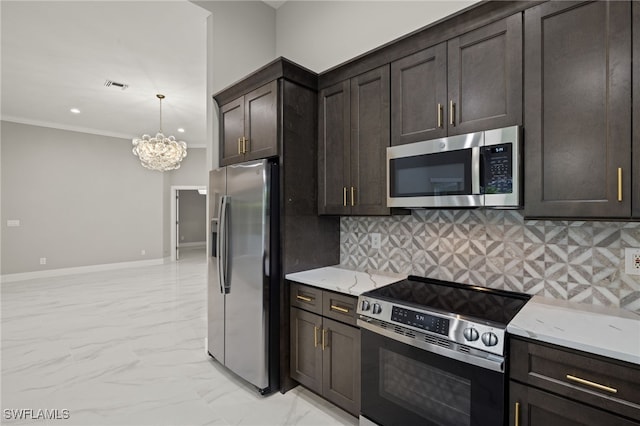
[387,132,484,208]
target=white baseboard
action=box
[178,241,206,248]
[0,257,168,283]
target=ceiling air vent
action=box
[104,80,129,90]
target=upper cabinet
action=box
[219,81,278,166]
[523,1,633,218]
[390,14,522,146]
[633,3,640,219]
[318,65,390,216]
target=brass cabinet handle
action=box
[566,374,618,394]
[330,304,349,314]
[321,329,327,350]
[343,187,348,207]
[618,167,623,202]
[449,100,456,126]
[243,137,249,154]
[437,103,443,128]
[296,294,312,303]
[238,137,242,155]
[351,186,356,207]
[514,402,520,426]
[314,326,319,348]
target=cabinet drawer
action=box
[322,291,358,327]
[290,282,323,315]
[510,337,640,421]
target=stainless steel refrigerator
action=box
[207,159,279,394]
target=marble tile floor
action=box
[1,248,358,426]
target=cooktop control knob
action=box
[463,328,479,342]
[481,332,498,347]
[372,303,382,315]
[361,300,371,311]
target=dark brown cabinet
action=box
[289,282,361,416]
[509,337,640,426]
[318,65,390,215]
[523,1,633,218]
[390,14,522,145]
[219,80,278,166]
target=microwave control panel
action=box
[482,143,513,194]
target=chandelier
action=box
[132,94,187,171]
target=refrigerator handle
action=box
[217,195,229,294]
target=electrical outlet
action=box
[371,233,381,249]
[141,249,146,256]
[624,248,640,276]
[39,257,47,265]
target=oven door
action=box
[360,328,505,426]
[386,131,483,208]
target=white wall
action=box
[1,121,164,274]
[276,1,477,73]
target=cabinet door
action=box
[318,80,351,215]
[524,1,632,218]
[633,2,640,219]
[322,318,361,416]
[290,308,322,394]
[220,97,245,166]
[447,13,522,135]
[510,381,640,426]
[244,80,278,162]
[391,43,447,145]
[350,65,390,216]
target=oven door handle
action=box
[358,318,505,373]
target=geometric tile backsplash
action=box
[340,210,640,314]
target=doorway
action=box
[170,185,207,261]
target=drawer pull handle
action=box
[330,304,349,314]
[314,326,319,348]
[566,374,617,394]
[296,295,313,303]
[514,402,520,426]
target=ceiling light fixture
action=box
[132,94,187,171]
[70,108,81,114]
[177,128,185,133]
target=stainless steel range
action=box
[357,275,530,426]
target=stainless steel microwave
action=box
[387,126,522,208]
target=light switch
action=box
[7,220,20,227]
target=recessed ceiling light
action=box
[70,108,81,114]
[177,128,185,133]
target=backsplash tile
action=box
[340,210,640,313]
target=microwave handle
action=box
[472,146,481,195]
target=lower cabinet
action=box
[509,337,640,426]
[510,381,639,426]
[290,298,361,416]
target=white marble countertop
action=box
[508,296,640,365]
[285,265,406,296]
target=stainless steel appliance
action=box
[357,276,531,426]
[387,126,522,209]
[208,159,279,394]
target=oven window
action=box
[389,149,472,198]
[361,329,504,426]
[380,348,471,426]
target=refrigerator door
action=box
[224,159,270,389]
[207,168,226,363]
